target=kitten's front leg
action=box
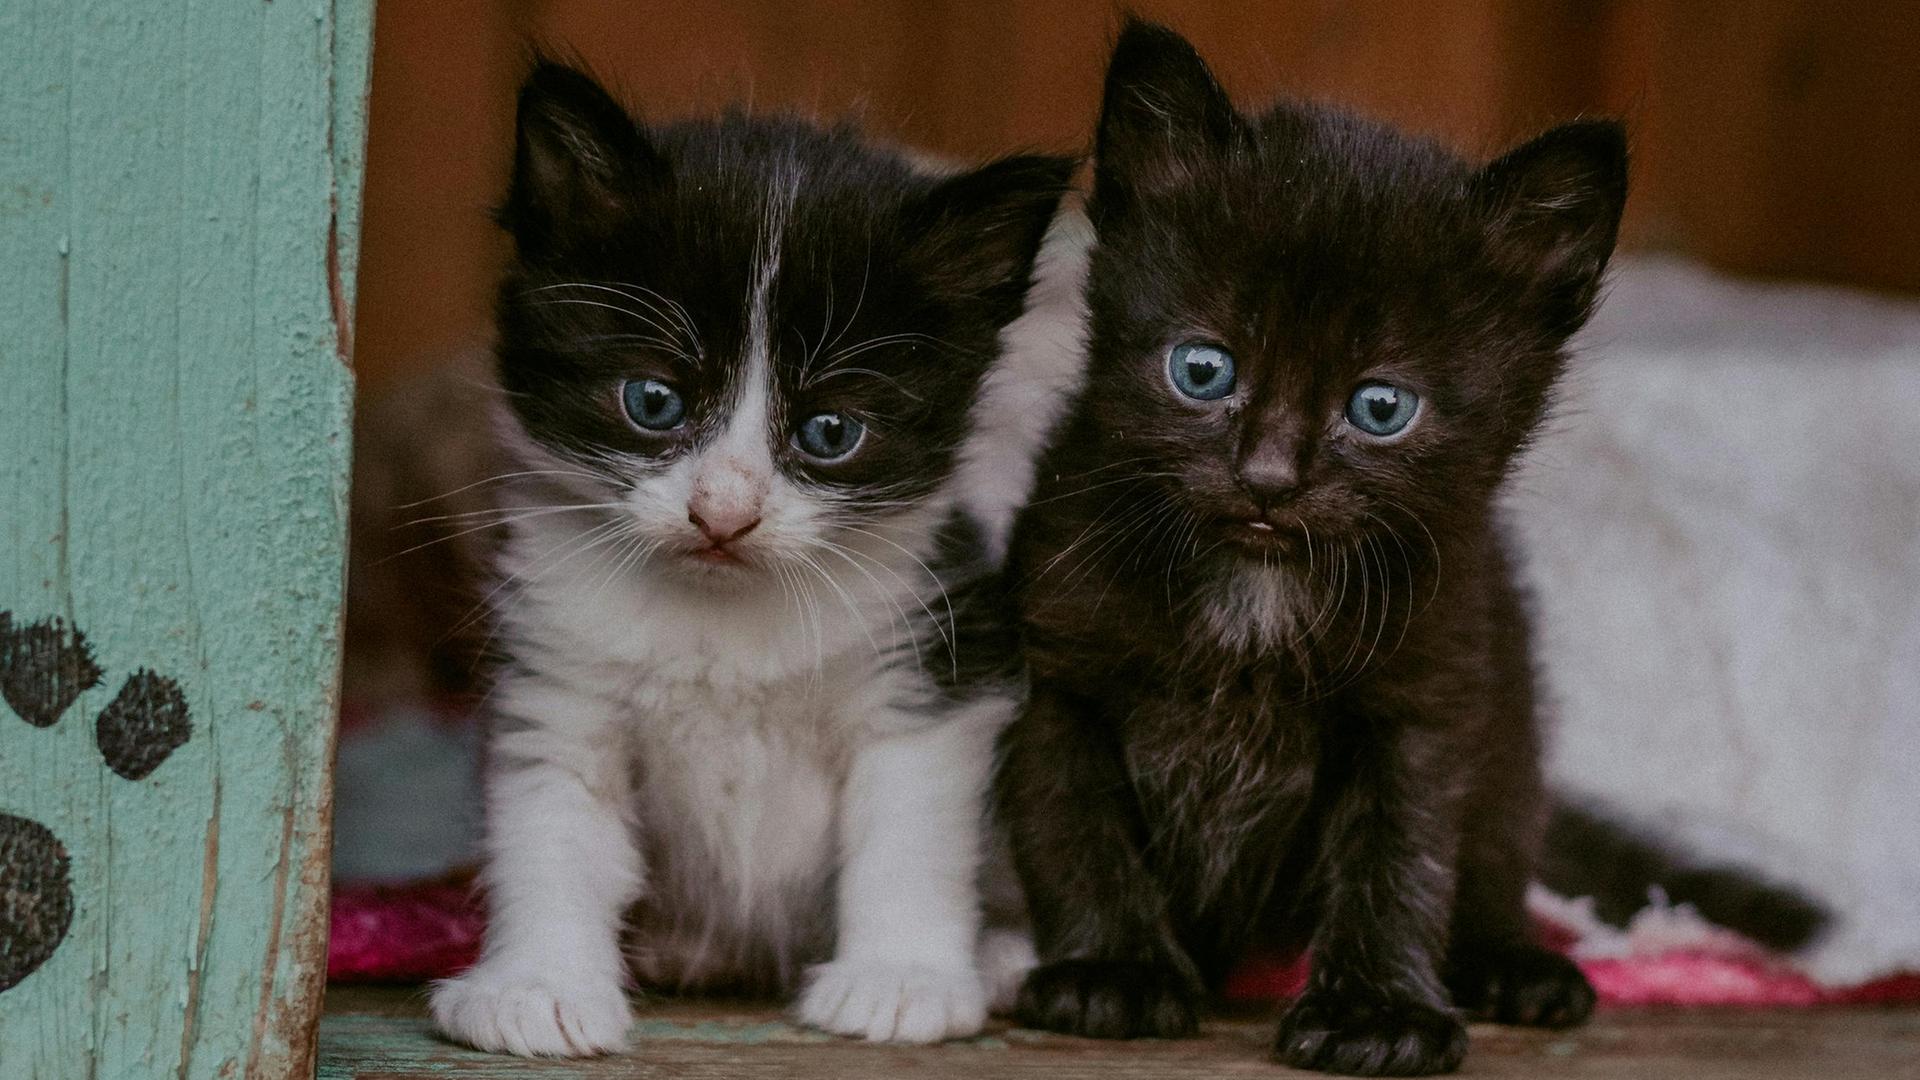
[796,703,999,1044]
[999,683,1203,1039]
[1444,747,1594,1029]
[1274,721,1468,1077]
[430,681,641,1057]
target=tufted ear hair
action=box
[1476,120,1630,336]
[1093,19,1239,218]
[908,153,1078,320]
[499,60,661,259]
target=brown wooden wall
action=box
[354,0,1920,394]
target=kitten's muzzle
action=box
[688,507,761,547]
[1234,455,1302,511]
[685,507,762,565]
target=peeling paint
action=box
[0,0,373,1076]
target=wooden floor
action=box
[319,985,1920,1079]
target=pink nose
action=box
[688,506,761,546]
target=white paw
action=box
[430,963,633,1057]
[796,960,988,1044]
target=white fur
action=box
[962,199,1094,560]
[797,702,1002,1041]
[432,188,1035,1054]
[1509,256,1920,984]
[1199,559,1314,654]
[1526,883,1766,963]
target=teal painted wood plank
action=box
[0,2,374,1079]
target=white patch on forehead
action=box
[715,346,773,462]
[706,165,801,470]
[745,162,800,384]
[1201,559,1312,654]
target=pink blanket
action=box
[328,872,1920,1006]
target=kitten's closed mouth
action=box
[685,544,750,568]
[1221,516,1308,558]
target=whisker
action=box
[801,365,926,402]
[818,242,872,366]
[448,515,632,641]
[830,524,956,656]
[792,550,882,659]
[396,501,624,529]
[1026,470,1182,507]
[608,281,700,345]
[376,503,620,565]
[524,283,696,354]
[392,469,606,510]
[810,537,936,672]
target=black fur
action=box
[495,60,1074,513]
[998,22,1627,1076]
[912,512,1025,702]
[1540,801,1829,953]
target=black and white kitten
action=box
[998,23,1626,1076]
[428,63,1071,1054]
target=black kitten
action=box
[998,22,1626,1076]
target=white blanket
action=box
[1511,258,1920,983]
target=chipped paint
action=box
[0,0,373,1077]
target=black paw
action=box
[1445,942,1594,1028]
[0,610,193,995]
[1273,989,1468,1076]
[0,813,74,992]
[1015,960,1200,1039]
[94,669,193,781]
[0,614,104,728]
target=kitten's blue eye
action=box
[795,412,865,461]
[1346,381,1420,437]
[1167,341,1236,401]
[622,379,686,431]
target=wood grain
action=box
[317,988,1920,1080]
[0,1,373,1077]
[348,0,1920,395]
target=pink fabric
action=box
[327,877,1920,1005]
[328,873,482,983]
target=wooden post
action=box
[0,2,374,1078]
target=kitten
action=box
[428,62,1071,1055]
[997,22,1626,1076]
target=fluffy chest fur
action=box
[623,665,847,991]
[1009,456,1513,948]
[491,510,952,990]
[1122,676,1325,939]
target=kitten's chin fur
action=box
[431,60,1070,1055]
[1199,559,1314,656]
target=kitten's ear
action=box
[1094,20,1237,211]
[500,61,657,258]
[1476,121,1629,332]
[910,154,1077,314]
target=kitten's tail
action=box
[1537,800,1829,952]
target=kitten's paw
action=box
[1446,942,1595,1028]
[430,964,632,1057]
[1014,960,1199,1040]
[796,960,988,1043]
[1273,989,1467,1076]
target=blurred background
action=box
[333,0,1920,994]
[353,0,1920,395]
